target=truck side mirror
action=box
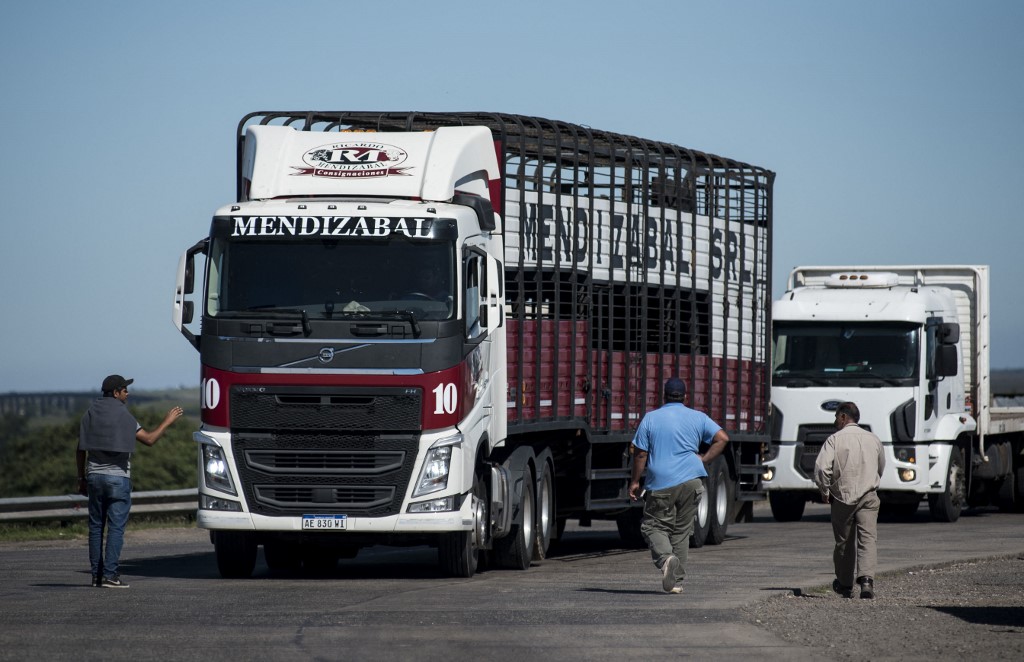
[479,303,488,329]
[938,322,960,345]
[184,257,195,295]
[182,301,194,325]
[934,345,959,378]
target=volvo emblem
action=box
[820,400,843,412]
[318,348,335,364]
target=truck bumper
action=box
[197,492,475,533]
[764,442,943,494]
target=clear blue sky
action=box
[2,0,1022,393]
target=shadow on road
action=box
[929,606,1024,627]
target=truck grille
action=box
[230,386,421,432]
[232,432,418,517]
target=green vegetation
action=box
[0,403,198,498]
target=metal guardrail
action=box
[0,489,198,523]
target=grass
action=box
[0,514,196,543]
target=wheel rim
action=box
[714,472,728,525]
[696,484,709,527]
[521,482,534,548]
[949,457,965,509]
[472,476,488,549]
[538,471,553,549]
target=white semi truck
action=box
[764,265,1024,522]
[172,111,774,578]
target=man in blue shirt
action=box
[628,378,729,593]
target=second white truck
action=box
[764,265,1024,522]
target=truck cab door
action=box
[461,246,507,450]
[173,238,207,350]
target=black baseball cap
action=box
[664,377,686,398]
[101,374,134,393]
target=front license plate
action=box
[302,514,348,530]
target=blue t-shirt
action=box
[632,402,722,491]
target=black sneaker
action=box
[858,576,875,599]
[101,575,130,589]
[832,579,853,598]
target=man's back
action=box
[633,403,719,491]
[815,425,885,505]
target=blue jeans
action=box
[86,474,132,578]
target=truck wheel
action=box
[928,447,965,522]
[494,470,535,570]
[690,478,710,549]
[768,490,806,522]
[880,499,919,520]
[263,540,301,574]
[439,472,487,578]
[302,547,339,574]
[706,457,731,545]
[996,470,1022,513]
[533,460,555,561]
[615,507,646,549]
[214,531,257,579]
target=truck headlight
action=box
[201,443,236,495]
[412,434,462,497]
[408,495,460,513]
[895,447,916,463]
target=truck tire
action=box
[706,457,731,545]
[533,459,555,561]
[494,470,535,570]
[439,472,487,578]
[263,540,301,575]
[302,547,339,574]
[880,499,919,520]
[439,531,476,578]
[689,478,710,549]
[214,531,257,579]
[615,507,646,549]
[768,490,806,522]
[928,447,965,523]
[996,470,1023,513]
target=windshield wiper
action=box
[222,307,311,336]
[856,376,905,387]
[378,310,421,337]
[331,309,421,337]
[773,371,830,386]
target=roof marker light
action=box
[826,272,900,288]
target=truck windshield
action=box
[205,235,455,321]
[772,322,919,384]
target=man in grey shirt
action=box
[814,401,885,599]
[76,375,184,588]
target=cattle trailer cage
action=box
[237,111,774,519]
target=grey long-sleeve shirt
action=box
[813,424,886,505]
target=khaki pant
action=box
[640,478,704,585]
[830,490,880,586]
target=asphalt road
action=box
[2,503,1023,661]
